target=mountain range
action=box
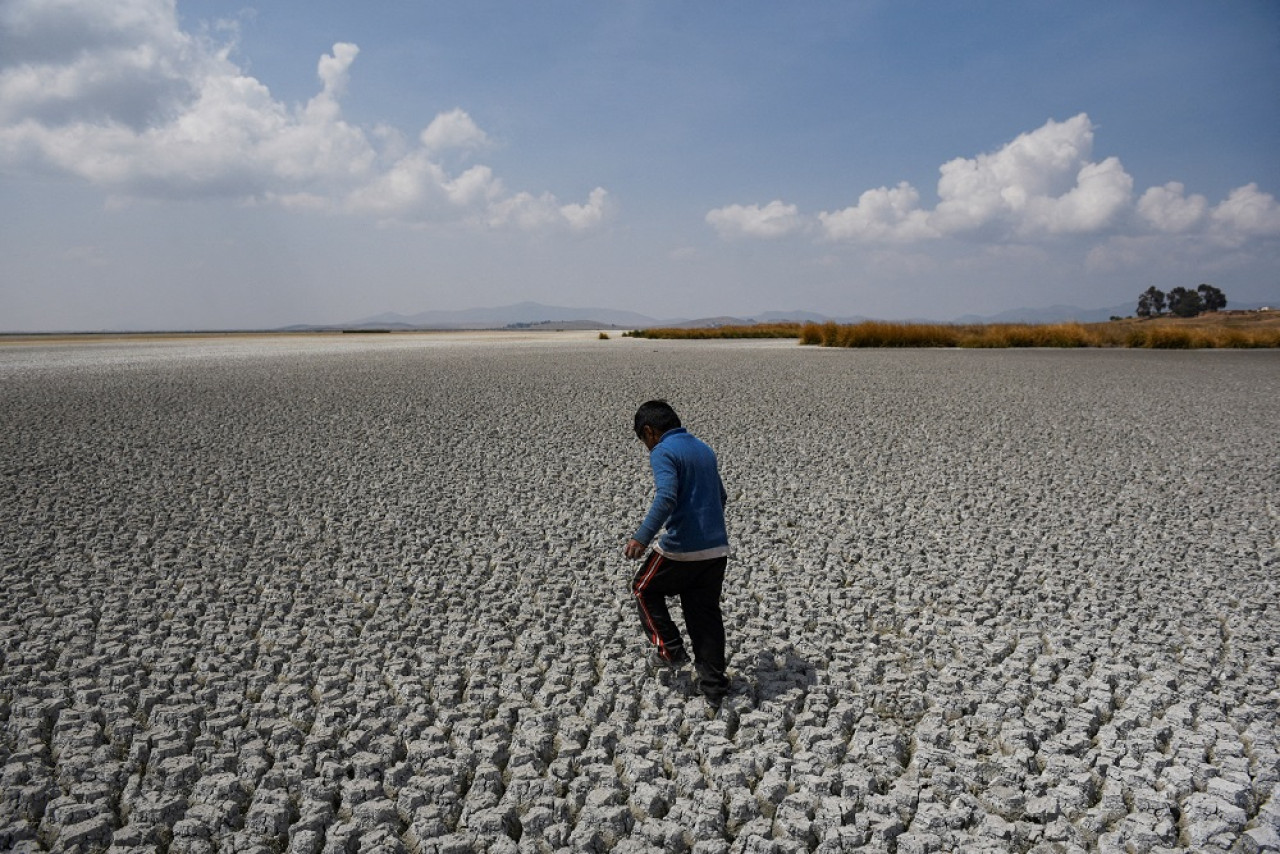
[316,300,1139,331]
[356,301,656,329]
[282,298,1275,332]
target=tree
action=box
[1167,286,1203,318]
[1137,286,1166,318]
[1197,283,1227,312]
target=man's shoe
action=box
[696,676,727,711]
[647,647,690,672]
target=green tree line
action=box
[1137,284,1226,318]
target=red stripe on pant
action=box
[633,551,672,657]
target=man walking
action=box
[625,400,730,708]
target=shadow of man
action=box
[743,646,818,704]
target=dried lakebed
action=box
[1,338,1278,854]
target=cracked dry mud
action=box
[1,337,1278,854]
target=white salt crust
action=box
[1,337,1277,853]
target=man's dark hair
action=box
[634,399,681,438]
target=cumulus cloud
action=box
[559,187,611,232]
[0,0,606,231]
[1209,183,1280,242]
[0,0,197,129]
[705,200,802,239]
[926,114,1124,236]
[818,182,937,242]
[1020,156,1133,235]
[824,114,1132,241]
[479,186,608,232]
[713,113,1277,248]
[1137,182,1208,233]
[1135,181,1280,249]
[420,108,489,153]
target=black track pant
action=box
[631,552,729,700]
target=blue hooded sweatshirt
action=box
[632,427,730,560]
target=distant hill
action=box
[345,302,870,331]
[951,303,1136,324]
[659,316,752,329]
[295,299,1277,333]
[358,301,660,329]
[750,310,843,324]
[657,311,872,328]
[500,319,627,331]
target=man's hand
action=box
[624,538,647,560]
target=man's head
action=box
[634,399,680,450]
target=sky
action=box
[2,0,1278,331]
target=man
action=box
[625,400,730,708]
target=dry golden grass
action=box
[960,322,1097,348]
[798,311,1280,349]
[798,321,1095,348]
[1104,312,1280,348]
[621,311,1280,348]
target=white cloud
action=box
[715,113,1274,249]
[482,186,611,232]
[705,200,802,239]
[1209,183,1280,242]
[444,164,500,207]
[420,108,489,152]
[0,0,607,231]
[0,0,197,128]
[818,181,937,242]
[486,192,563,231]
[559,187,611,232]
[315,42,357,102]
[1137,182,1209,233]
[1020,156,1132,235]
[344,150,446,217]
[930,114,1110,236]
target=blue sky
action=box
[2,0,1278,330]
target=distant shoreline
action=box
[0,328,623,346]
[5,309,1278,349]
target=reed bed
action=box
[799,320,1280,349]
[1118,325,1280,349]
[622,316,1280,348]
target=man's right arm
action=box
[631,448,678,546]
